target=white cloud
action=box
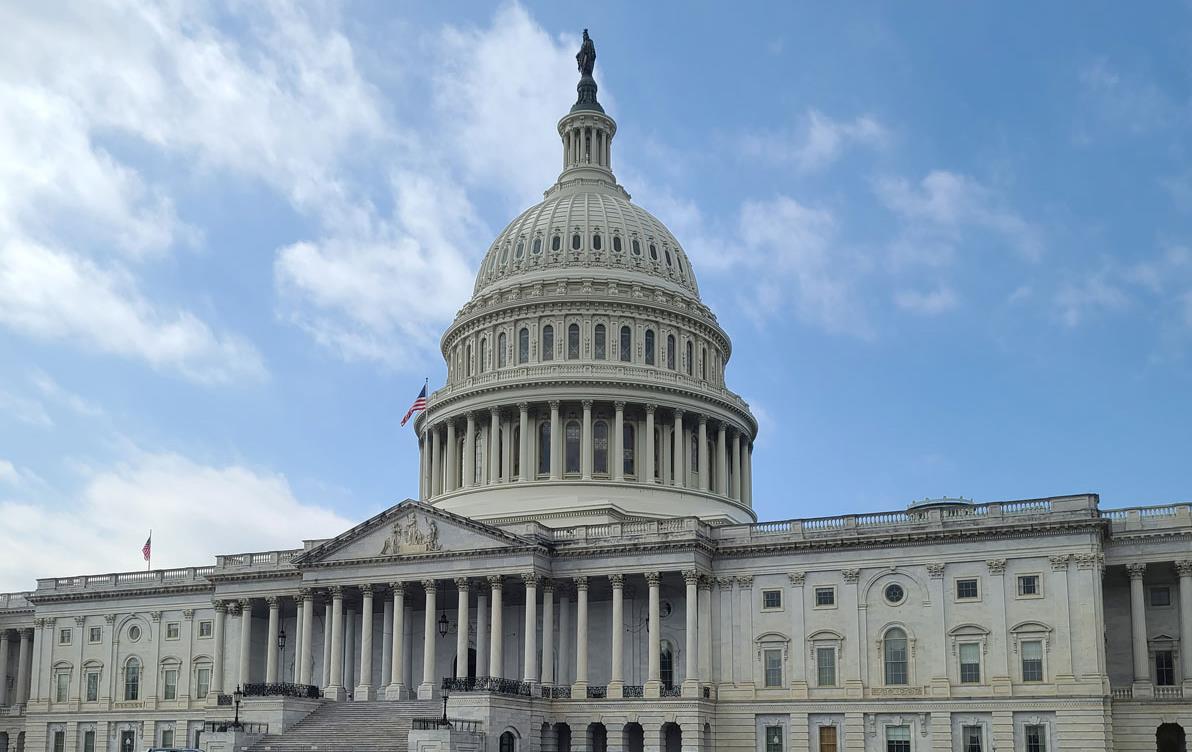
[1077,59,1178,137]
[1054,271,1129,327]
[29,369,103,418]
[894,286,959,315]
[743,109,889,173]
[0,449,353,591]
[0,389,53,429]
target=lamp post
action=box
[277,627,287,682]
[231,685,244,730]
[437,611,449,638]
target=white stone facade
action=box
[3,33,1190,752]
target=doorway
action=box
[1157,723,1186,752]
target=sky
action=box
[1,2,1191,591]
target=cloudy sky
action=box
[1,2,1190,591]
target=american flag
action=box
[401,382,428,426]
[141,533,152,562]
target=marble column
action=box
[326,587,345,700]
[419,581,437,699]
[455,579,471,680]
[549,401,561,480]
[731,430,742,500]
[386,583,407,699]
[463,414,476,489]
[445,421,457,493]
[211,602,227,695]
[343,610,356,690]
[716,422,728,496]
[430,427,442,497]
[644,405,656,483]
[518,403,530,482]
[381,595,393,687]
[682,570,699,696]
[298,590,314,685]
[501,416,513,482]
[1177,561,1192,688]
[523,575,539,683]
[558,588,572,686]
[573,577,589,692]
[489,408,501,484]
[672,410,684,488]
[476,588,490,679]
[743,444,753,507]
[697,417,709,492]
[697,577,713,685]
[646,572,662,696]
[489,576,504,678]
[356,585,375,699]
[265,596,281,683]
[322,600,333,690]
[608,574,624,696]
[541,581,555,685]
[1128,563,1150,683]
[717,578,733,687]
[237,600,252,688]
[613,402,625,482]
[0,630,8,706]
[419,434,427,500]
[581,400,593,480]
[15,628,31,704]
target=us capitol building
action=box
[3,32,1191,752]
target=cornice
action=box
[27,582,214,605]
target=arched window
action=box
[571,233,581,250]
[532,237,542,254]
[565,420,581,474]
[474,431,485,484]
[124,657,141,701]
[664,249,673,266]
[632,238,641,256]
[499,732,517,752]
[498,332,508,368]
[518,328,529,364]
[685,340,693,375]
[538,422,551,476]
[644,330,656,366]
[701,347,708,380]
[515,239,525,259]
[466,343,472,377]
[541,325,554,361]
[593,421,609,474]
[619,326,632,362]
[478,338,487,374]
[660,641,675,689]
[613,235,622,253]
[623,424,636,476]
[567,323,580,360]
[594,324,606,360]
[551,234,561,252]
[592,233,602,251]
[666,334,676,370]
[500,243,509,263]
[884,628,909,685]
[649,243,658,261]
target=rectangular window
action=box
[53,732,65,752]
[963,725,983,752]
[885,725,911,752]
[198,620,213,638]
[163,668,178,700]
[816,647,837,687]
[956,578,979,600]
[88,626,102,643]
[86,671,99,702]
[1156,650,1176,686]
[1017,575,1040,596]
[166,622,181,640]
[56,673,69,703]
[1022,640,1044,682]
[161,729,174,748]
[817,726,838,752]
[959,642,981,684]
[763,648,783,688]
[58,627,72,645]
[762,589,782,610]
[196,667,211,698]
[83,731,95,752]
[764,726,783,752]
[1150,586,1172,607]
[814,587,836,607]
[1025,724,1047,752]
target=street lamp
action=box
[437,611,449,638]
[231,685,244,730]
[277,627,287,651]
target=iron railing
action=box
[242,682,320,699]
[216,694,233,706]
[203,721,268,734]
[624,685,644,698]
[442,677,532,696]
[586,685,607,699]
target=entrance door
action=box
[119,731,135,752]
[1158,724,1187,752]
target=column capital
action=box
[645,571,661,587]
[541,579,556,594]
[182,609,194,621]
[716,576,734,590]
[673,408,685,420]
[925,563,945,579]
[391,581,406,595]
[1175,560,1192,578]
[574,575,589,591]
[788,571,806,586]
[614,400,626,411]
[299,587,314,600]
[645,403,656,415]
[522,573,540,587]
[265,596,280,608]
[150,611,162,623]
[1126,562,1148,580]
[1074,552,1102,570]
[581,399,593,409]
[489,406,501,417]
[359,583,374,596]
[517,402,529,413]
[488,575,504,590]
[682,569,700,586]
[213,600,229,613]
[238,597,252,610]
[455,578,471,592]
[421,579,438,593]
[736,575,754,588]
[986,559,1007,576]
[610,573,624,589]
[549,400,560,410]
[698,575,714,591]
[103,613,117,624]
[698,414,708,426]
[1049,555,1071,572]
[840,569,860,584]
[329,585,344,598]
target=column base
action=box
[571,680,588,698]
[607,680,624,699]
[384,683,408,700]
[644,680,662,698]
[417,682,437,700]
[324,685,346,701]
[1132,681,1155,698]
[680,679,700,698]
[354,684,376,701]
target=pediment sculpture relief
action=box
[380,514,442,555]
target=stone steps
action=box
[247,700,439,752]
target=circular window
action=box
[128,625,142,642]
[884,583,906,605]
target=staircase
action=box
[247,700,440,752]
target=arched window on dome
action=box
[613,235,622,253]
[701,346,708,381]
[518,328,529,364]
[515,239,525,259]
[571,233,581,251]
[632,238,641,256]
[623,423,636,477]
[685,340,693,376]
[498,332,508,368]
[644,330,656,366]
[666,334,675,370]
[594,324,606,360]
[619,326,632,362]
[532,236,542,255]
[478,338,487,374]
[474,431,485,484]
[883,628,909,685]
[466,343,473,378]
[664,248,673,267]
[500,244,510,263]
[541,325,554,361]
[538,422,551,476]
[592,233,602,251]
[551,234,561,252]
[676,255,685,276]
[565,420,581,474]
[567,323,580,360]
[593,420,609,475]
[649,243,658,261]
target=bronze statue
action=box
[577,29,596,77]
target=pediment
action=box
[294,500,534,564]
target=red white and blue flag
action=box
[142,533,152,562]
[401,382,428,426]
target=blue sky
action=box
[1,2,1190,590]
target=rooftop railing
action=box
[215,549,302,569]
[1102,503,1192,532]
[0,591,33,611]
[36,567,215,593]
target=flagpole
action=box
[147,529,152,571]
